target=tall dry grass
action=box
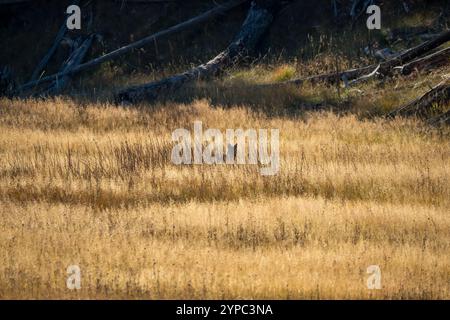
[0,97,449,299]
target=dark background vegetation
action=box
[1,0,448,80]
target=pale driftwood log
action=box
[395,47,450,75]
[17,0,248,94]
[347,64,381,86]
[41,34,95,96]
[387,78,450,118]
[271,29,450,88]
[115,1,275,104]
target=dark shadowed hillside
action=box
[1,0,448,80]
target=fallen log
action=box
[383,30,450,69]
[115,0,276,104]
[387,78,450,118]
[30,21,68,82]
[29,0,80,82]
[349,46,450,86]
[272,29,450,87]
[347,64,381,86]
[16,0,248,94]
[395,47,450,75]
[40,34,96,96]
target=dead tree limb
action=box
[348,47,450,85]
[387,78,450,118]
[272,29,450,87]
[30,22,68,82]
[40,34,96,96]
[347,64,381,86]
[382,30,450,70]
[115,0,276,104]
[16,0,248,94]
[395,47,450,75]
[29,0,80,82]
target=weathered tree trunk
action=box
[115,0,277,104]
[395,47,450,75]
[40,34,95,96]
[381,30,450,71]
[29,0,80,82]
[274,29,450,87]
[17,0,248,94]
[387,78,450,118]
[348,47,450,86]
[29,21,68,82]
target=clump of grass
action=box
[270,64,296,82]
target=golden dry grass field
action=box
[0,96,449,299]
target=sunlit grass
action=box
[0,97,449,299]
